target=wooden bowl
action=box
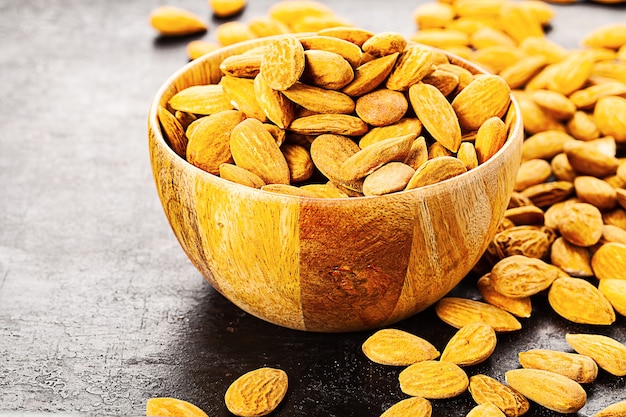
[148,37,524,333]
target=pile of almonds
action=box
[159,28,513,197]
[149,0,626,416]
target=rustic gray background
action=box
[1,0,625,416]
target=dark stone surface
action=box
[0,0,625,416]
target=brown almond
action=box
[362,162,415,196]
[559,202,604,247]
[339,134,415,182]
[301,50,354,90]
[477,275,533,318]
[362,31,407,57]
[548,276,616,325]
[475,116,508,164]
[317,26,375,48]
[169,84,234,115]
[490,255,563,298]
[342,53,399,97]
[220,53,263,79]
[591,242,626,280]
[260,35,305,91]
[550,237,594,278]
[361,328,440,366]
[281,143,314,183]
[356,89,408,127]
[157,105,188,158]
[380,397,432,417]
[457,142,479,170]
[224,367,288,417]
[253,74,295,129]
[219,163,266,189]
[521,130,575,161]
[149,6,207,36]
[468,374,530,417]
[298,35,363,68]
[282,82,355,114]
[221,75,267,122]
[405,156,467,190]
[230,118,290,185]
[399,360,469,399]
[288,114,369,136]
[409,82,461,152]
[566,333,626,376]
[521,180,574,208]
[386,44,435,91]
[146,397,209,417]
[574,176,617,211]
[505,369,587,414]
[466,402,506,417]
[435,297,522,332]
[595,400,626,417]
[359,118,423,149]
[514,158,552,191]
[598,279,626,316]
[440,322,497,366]
[564,139,620,178]
[595,96,626,143]
[186,109,246,175]
[547,50,595,96]
[451,74,511,131]
[518,349,598,383]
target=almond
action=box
[342,53,399,97]
[405,156,467,190]
[566,333,626,376]
[169,85,234,115]
[260,35,305,91]
[356,89,408,127]
[558,202,603,247]
[399,360,469,399]
[549,276,616,325]
[361,328,440,366]
[230,118,290,185]
[362,162,415,196]
[505,369,587,414]
[451,74,511,131]
[224,367,288,417]
[301,50,354,90]
[149,6,207,36]
[380,396,432,417]
[385,44,435,91]
[518,349,598,383]
[146,397,209,417]
[598,279,626,316]
[409,82,461,152]
[434,297,522,332]
[490,255,563,298]
[282,82,355,114]
[477,274,532,318]
[440,322,497,366]
[591,242,626,280]
[468,374,530,417]
[186,109,246,175]
[339,134,415,182]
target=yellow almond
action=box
[361,328,440,366]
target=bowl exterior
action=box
[148,37,524,332]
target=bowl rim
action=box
[148,35,524,201]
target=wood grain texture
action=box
[148,36,524,332]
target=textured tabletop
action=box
[0,0,625,416]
